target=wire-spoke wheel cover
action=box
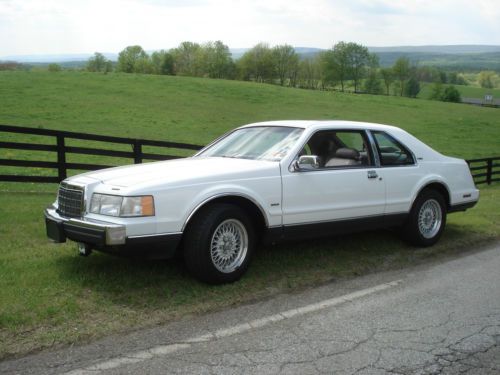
[210,219,248,273]
[417,199,442,239]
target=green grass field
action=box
[418,82,500,100]
[1,71,499,155]
[0,71,499,359]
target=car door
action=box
[281,129,386,226]
[370,130,421,214]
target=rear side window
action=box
[372,131,415,166]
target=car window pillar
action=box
[365,130,381,167]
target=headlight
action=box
[90,194,155,217]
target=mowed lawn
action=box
[0,71,499,358]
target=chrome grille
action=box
[57,183,84,218]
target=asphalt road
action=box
[2,242,500,375]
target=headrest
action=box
[335,147,360,159]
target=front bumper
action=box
[44,207,183,259]
[45,207,127,246]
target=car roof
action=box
[239,120,402,132]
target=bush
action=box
[47,63,62,72]
[441,85,461,103]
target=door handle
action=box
[367,170,378,179]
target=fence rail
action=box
[0,125,498,186]
[0,124,203,183]
[467,157,500,185]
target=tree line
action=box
[78,40,498,103]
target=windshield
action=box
[197,126,304,161]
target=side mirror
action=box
[294,155,320,171]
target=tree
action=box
[438,71,447,84]
[441,86,461,102]
[364,71,382,94]
[392,57,410,96]
[447,72,467,85]
[319,50,338,89]
[272,44,299,86]
[321,42,371,92]
[48,63,61,72]
[323,42,350,91]
[363,55,382,94]
[429,82,461,103]
[478,71,496,88]
[380,68,394,95]
[346,43,371,92]
[86,52,111,72]
[117,45,148,73]
[151,50,175,75]
[237,43,274,83]
[416,66,441,83]
[171,41,204,76]
[298,56,322,89]
[0,62,24,71]
[134,57,153,74]
[429,81,444,100]
[404,75,420,98]
[203,41,233,79]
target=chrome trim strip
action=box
[283,212,409,227]
[182,193,270,231]
[128,232,182,239]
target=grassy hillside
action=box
[1,71,499,160]
[0,71,499,359]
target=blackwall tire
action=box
[402,189,447,247]
[183,204,255,284]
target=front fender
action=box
[180,184,276,231]
[153,177,282,234]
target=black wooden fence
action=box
[467,157,500,185]
[0,125,498,185]
[0,125,203,183]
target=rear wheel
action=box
[402,189,447,247]
[183,204,255,284]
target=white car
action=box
[45,121,479,283]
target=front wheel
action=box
[402,189,447,247]
[183,204,255,284]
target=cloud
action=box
[0,0,499,56]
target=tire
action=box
[183,204,255,284]
[402,189,447,247]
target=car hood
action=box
[69,157,280,189]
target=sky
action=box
[1,0,499,57]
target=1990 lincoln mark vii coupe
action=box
[45,121,479,283]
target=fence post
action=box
[133,140,142,164]
[487,159,492,185]
[56,135,67,181]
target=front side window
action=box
[299,130,373,168]
[197,126,303,161]
[372,131,415,166]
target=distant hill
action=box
[368,45,500,54]
[0,52,118,63]
[374,51,500,71]
[2,45,499,71]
